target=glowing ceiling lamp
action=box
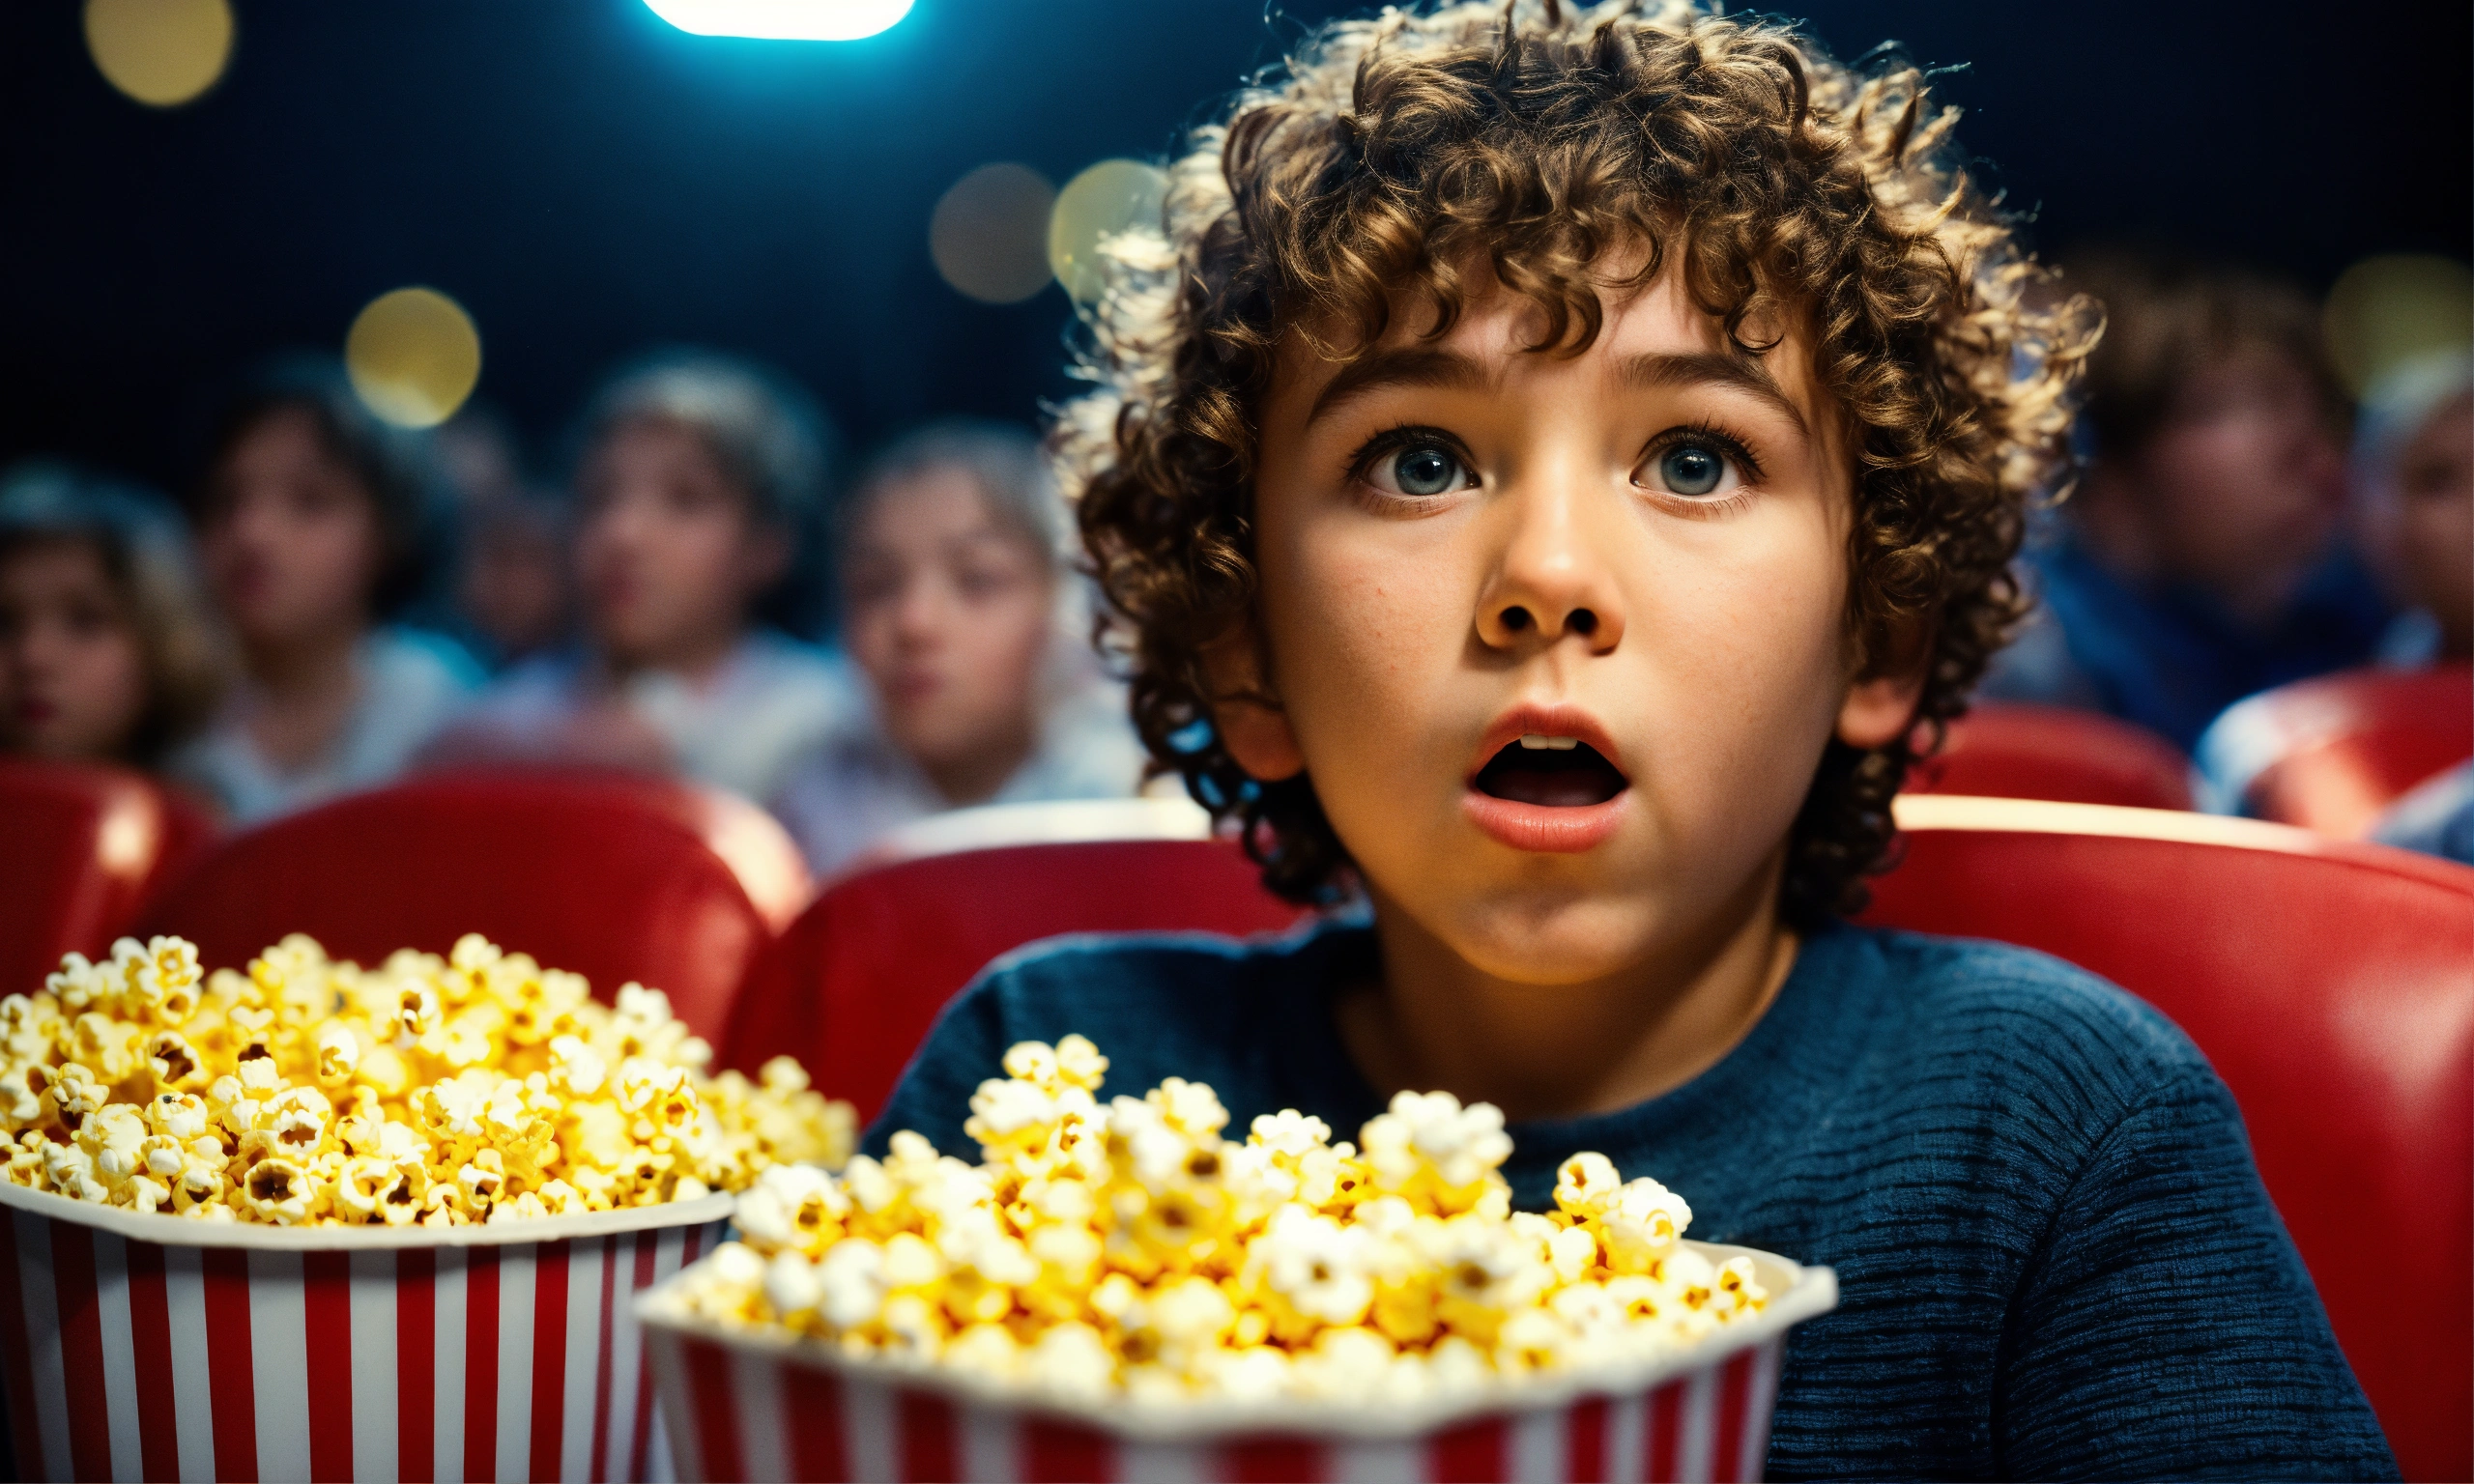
[642,0,913,41]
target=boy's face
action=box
[1235,264,1916,985]
[575,415,786,672]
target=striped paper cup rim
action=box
[0,1176,734,1250]
[637,1240,1837,1443]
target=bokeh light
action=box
[83,0,234,108]
[344,288,483,430]
[2323,254,2474,397]
[1049,158,1168,306]
[641,0,913,41]
[931,163,1058,305]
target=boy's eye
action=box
[1367,442,1473,499]
[1636,439,1742,499]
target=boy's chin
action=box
[1395,879,1692,987]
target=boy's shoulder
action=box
[870,921,1368,1156]
[965,919,1355,1043]
[1801,923,2218,1125]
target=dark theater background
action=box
[1,0,2467,483]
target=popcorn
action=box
[4,935,855,1225]
[675,1037,1769,1411]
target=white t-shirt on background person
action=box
[172,627,480,825]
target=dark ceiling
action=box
[3,0,2466,492]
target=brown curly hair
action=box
[1056,0,2096,922]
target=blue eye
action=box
[1659,442,1725,496]
[1373,442,1467,498]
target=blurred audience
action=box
[1983,249,2389,750]
[457,486,573,670]
[172,363,478,823]
[431,351,857,802]
[773,420,1144,875]
[0,464,227,771]
[2352,351,2472,667]
[2373,759,2474,865]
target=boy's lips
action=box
[1461,702,1629,853]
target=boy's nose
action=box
[1475,478,1625,654]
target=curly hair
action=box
[1056,0,2097,922]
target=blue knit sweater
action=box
[867,920,2396,1480]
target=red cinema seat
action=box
[135,769,800,1038]
[1866,793,2474,1481]
[724,800,1307,1124]
[0,757,213,998]
[1906,703,2193,811]
[2199,664,2474,837]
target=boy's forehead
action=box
[1272,263,1828,429]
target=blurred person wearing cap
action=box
[0,463,229,773]
[428,351,860,804]
[1980,250,2389,751]
[771,421,1145,875]
[172,362,480,824]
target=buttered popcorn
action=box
[675,1036,1767,1408]
[3,934,855,1226]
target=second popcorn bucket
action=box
[0,1183,727,1483]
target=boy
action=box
[873,3,2394,1475]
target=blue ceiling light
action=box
[641,0,914,41]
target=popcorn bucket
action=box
[0,1178,733,1483]
[638,1241,1836,1484]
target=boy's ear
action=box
[1834,621,1932,751]
[1200,629,1307,782]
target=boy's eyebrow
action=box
[1305,347,1494,426]
[1617,352,1810,435]
[1301,346,1811,436]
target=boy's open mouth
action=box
[1472,737,1629,807]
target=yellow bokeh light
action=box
[2323,254,2474,397]
[931,163,1058,305]
[345,288,483,430]
[84,0,234,108]
[1049,158,1168,306]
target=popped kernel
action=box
[674,1036,1769,1410]
[5,935,855,1225]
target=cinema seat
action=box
[136,769,799,1038]
[1905,703,2193,811]
[1867,793,2474,1482]
[722,799,1306,1124]
[0,756,213,999]
[2196,664,2474,836]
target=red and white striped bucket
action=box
[640,1242,1836,1484]
[0,1178,732,1483]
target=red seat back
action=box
[1908,704,2193,811]
[723,836,1305,1123]
[1865,795,2474,1481]
[136,770,776,1037]
[2214,665,2474,837]
[0,757,212,997]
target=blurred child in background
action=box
[173,364,477,823]
[0,464,226,771]
[457,486,573,670]
[772,420,1143,874]
[2353,351,2472,667]
[434,351,857,803]
[1981,250,2388,749]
